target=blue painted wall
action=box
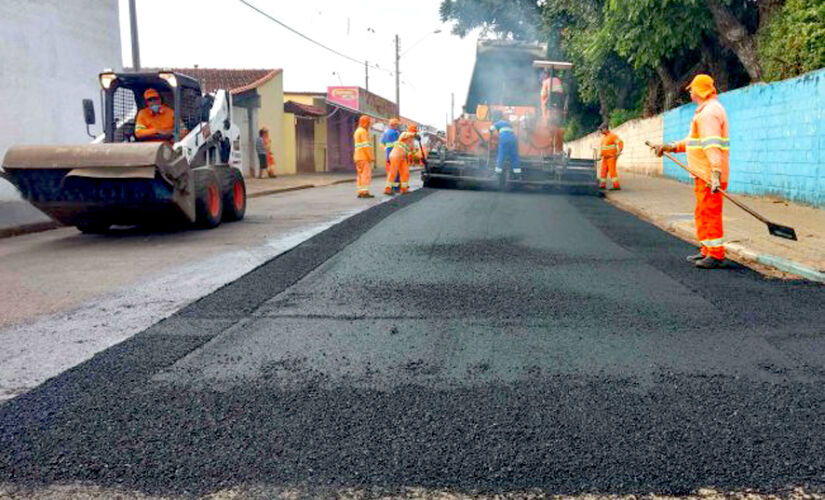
[662,68,825,206]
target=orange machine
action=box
[425,41,597,192]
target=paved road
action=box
[0,177,407,401]
[2,189,825,498]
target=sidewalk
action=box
[607,172,825,282]
[245,171,356,198]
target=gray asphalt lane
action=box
[2,188,825,497]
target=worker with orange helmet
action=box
[135,88,184,142]
[598,123,624,190]
[353,115,375,198]
[407,123,427,167]
[386,132,415,195]
[653,74,730,269]
[381,118,401,190]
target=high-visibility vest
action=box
[600,132,624,158]
[677,98,730,183]
[353,127,374,162]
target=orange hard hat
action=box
[389,118,401,128]
[144,88,160,101]
[408,124,418,133]
[358,115,371,128]
[686,74,716,99]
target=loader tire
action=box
[194,168,223,229]
[222,168,246,222]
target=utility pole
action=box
[128,0,141,70]
[365,61,369,91]
[450,92,455,122]
[395,34,400,116]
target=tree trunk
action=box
[656,65,678,111]
[643,76,661,116]
[598,87,610,124]
[705,0,763,81]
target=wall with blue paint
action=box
[663,68,825,206]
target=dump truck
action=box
[422,40,597,192]
[0,71,246,233]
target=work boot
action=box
[598,183,607,189]
[694,256,726,269]
[384,187,393,195]
[611,184,621,190]
[686,253,705,262]
[400,188,409,195]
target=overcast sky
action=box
[118,0,481,129]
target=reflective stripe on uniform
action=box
[499,127,513,134]
[601,144,618,150]
[687,137,729,150]
[135,124,147,131]
[701,237,725,247]
[355,142,371,149]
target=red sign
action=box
[326,86,398,121]
[327,87,360,112]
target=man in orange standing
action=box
[598,123,624,190]
[385,132,415,195]
[353,115,375,198]
[654,74,730,269]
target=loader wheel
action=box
[222,169,246,222]
[77,223,111,234]
[194,169,223,229]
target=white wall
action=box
[0,0,122,200]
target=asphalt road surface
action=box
[2,188,825,498]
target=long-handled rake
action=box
[645,141,797,241]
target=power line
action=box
[238,0,392,75]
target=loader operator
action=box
[540,69,563,123]
[653,74,730,269]
[135,88,185,142]
[385,131,415,195]
[381,118,401,192]
[489,110,521,176]
[598,123,624,190]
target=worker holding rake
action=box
[652,74,730,269]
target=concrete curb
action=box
[0,221,62,240]
[605,195,825,284]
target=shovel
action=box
[645,141,797,241]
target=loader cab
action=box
[97,71,203,144]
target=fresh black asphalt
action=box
[2,188,825,497]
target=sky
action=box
[118,0,481,129]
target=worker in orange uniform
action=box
[135,89,185,142]
[353,115,375,198]
[653,74,730,269]
[540,69,563,122]
[407,124,427,167]
[385,132,415,195]
[598,123,624,190]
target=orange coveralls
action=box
[599,132,624,189]
[353,125,374,195]
[387,141,411,193]
[135,104,176,141]
[674,97,730,260]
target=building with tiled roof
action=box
[143,68,281,95]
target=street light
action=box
[396,29,442,116]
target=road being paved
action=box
[0,177,408,401]
[2,188,825,498]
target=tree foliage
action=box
[759,0,825,80]
[439,0,824,138]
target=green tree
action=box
[759,0,825,80]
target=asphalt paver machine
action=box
[423,40,598,193]
[1,71,247,233]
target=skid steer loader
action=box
[0,71,247,233]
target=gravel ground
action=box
[1,189,824,498]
